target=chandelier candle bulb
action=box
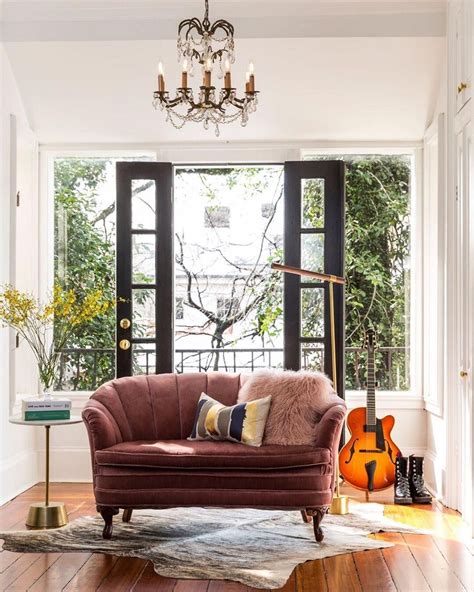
[181,60,188,88]
[224,59,232,89]
[158,62,165,92]
[204,58,212,87]
[245,71,250,93]
[248,62,255,92]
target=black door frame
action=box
[284,160,345,397]
[116,162,173,377]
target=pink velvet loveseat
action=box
[82,372,346,542]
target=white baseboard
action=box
[0,449,39,505]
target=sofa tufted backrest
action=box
[91,372,245,442]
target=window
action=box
[204,206,230,228]
[53,155,152,391]
[305,153,412,392]
[52,154,404,392]
[216,297,240,317]
[175,297,184,320]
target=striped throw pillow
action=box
[188,393,272,447]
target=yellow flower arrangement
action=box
[0,285,115,393]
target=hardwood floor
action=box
[0,483,471,591]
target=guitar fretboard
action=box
[366,350,376,426]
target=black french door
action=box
[116,162,173,377]
[283,161,345,397]
[116,160,345,396]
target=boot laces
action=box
[412,473,428,492]
[397,472,411,495]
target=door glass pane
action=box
[301,234,324,279]
[301,343,324,371]
[132,344,156,375]
[132,289,156,338]
[301,178,324,228]
[132,180,155,229]
[132,234,155,284]
[301,288,324,338]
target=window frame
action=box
[39,142,422,405]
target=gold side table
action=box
[9,415,82,528]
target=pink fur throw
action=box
[237,370,342,446]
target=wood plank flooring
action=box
[0,483,471,591]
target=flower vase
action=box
[40,387,53,401]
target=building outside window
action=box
[204,206,230,228]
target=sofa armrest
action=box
[82,399,123,452]
[313,404,347,452]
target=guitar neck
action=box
[366,350,376,426]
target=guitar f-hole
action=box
[344,438,359,464]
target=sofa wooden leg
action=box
[97,506,119,539]
[307,506,329,542]
[300,510,312,523]
[122,508,133,523]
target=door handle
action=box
[457,82,468,94]
[119,339,131,350]
[119,318,131,329]
[460,370,468,378]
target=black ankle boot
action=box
[394,456,412,505]
[409,455,432,504]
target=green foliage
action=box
[346,156,410,389]
[54,159,116,389]
[306,155,411,389]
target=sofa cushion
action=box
[95,439,330,470]
[237,369,342,446]
[188,392,271,447]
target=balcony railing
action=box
[55,346,409,392]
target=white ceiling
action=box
[1,1,446,41]
[5,36,444,144]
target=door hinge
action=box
[16,191,20,207]
[456,186,459,201]
[15,333,20,348]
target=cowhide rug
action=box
[0,503,429,589]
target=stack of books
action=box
[22,397,71,421]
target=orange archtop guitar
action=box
[339,329,401,492]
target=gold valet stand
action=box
[271,263,349,515]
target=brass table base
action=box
[26,502,68,528]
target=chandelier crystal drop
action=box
[152,0,258,136]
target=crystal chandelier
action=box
[152,0,258,136]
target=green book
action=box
[24,410,71,421]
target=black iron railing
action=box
[55,346,409,391]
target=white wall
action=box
[0,44,39,505]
